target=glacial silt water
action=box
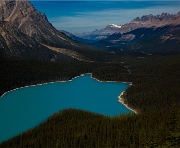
[0,74,131,143]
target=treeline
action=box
[125,55,180,112]
[1,52,180,147]
[1,106,180,147]
[0,53,127,97]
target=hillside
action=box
[118,12,180,34]
[72,12,180,44]
[0,53,180,147]
[0,21,77,61]
[0,0,80,47]
[74,24,122,41]
[92,25,180,55]
[0,0,115,62]
[0,1,180,147]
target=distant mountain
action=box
[73,12,180,43]
[75,24,121,41]
[0,0,76,47]
[90,12,180,55]
[117,12,180,34]
[130,25,180,55]
[77,12,180,42]
[0,0,115,62]
[60,30,95,44]
[92,25,180,55]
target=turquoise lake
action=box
[0,74,131,143]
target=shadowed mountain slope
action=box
[0,21,77,61]
[92,24,180,55]
[0,0,115,62]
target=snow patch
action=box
[109,24,121,28]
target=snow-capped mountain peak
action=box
[109,24,122,28]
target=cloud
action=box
[50,5,180,33]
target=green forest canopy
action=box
[0,53,180,147]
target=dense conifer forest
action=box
[0,53,127,97]
[0,52,180,147]
[1,107,180,147]
[93,55,180,112]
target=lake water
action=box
[0,74,131,143]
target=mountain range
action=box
[1,0,180,61]
[60,30,95,44]
[65,12,180,42]
[0,0,114,62]
[1,1,180,146]
[61,12,180,55]
[87,12,180,55]
[73,24,122,41]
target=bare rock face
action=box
[4,0,54,40]
[0,0,85,61]
[0,21,40,57]
[0,21,79,61]
[0,0,107,62]
[0,1,16,21]
[0,0,76,47]
[119,23,144,34]
[119,12,180,34]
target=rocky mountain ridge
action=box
[0,0,76,46]
[73,12,180,42]
[88,11,180,50]
[0,0,82,61]
[91,24,180,55]
[118,12,180,34]
[0,0,113,62]
[74,24,122,41]
[60,30,95,44]
[133,12,180,23]
[0,21,78,61]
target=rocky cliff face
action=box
[75,12,180,41]
[0,1,59,59]
[0,0,40,33]
[0,21,78,61]
[0,1,16,21]
[119,12,180,34]
[91,12,180,53]
[0,0,101,61]
[133,12,180,23]
[0,0,80,47]
[75,24,122,41]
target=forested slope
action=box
[0,52,180,147]
[0,53,127,97]
[92,55,180,112]
[1,106,180,147]
[125,55,180,112]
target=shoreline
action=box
[118,91,138,114]
[0,73,87,98]
[90,73,132,84]
[0,73,136,114]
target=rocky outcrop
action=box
[0,21,78,61]
[0,1,16,21]
[75,12,180,41]
[0,0,80,48]
[75,24,122,41]
[119,12,180,34]
[0,0,97,61]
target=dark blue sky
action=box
[30,1,180,33]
